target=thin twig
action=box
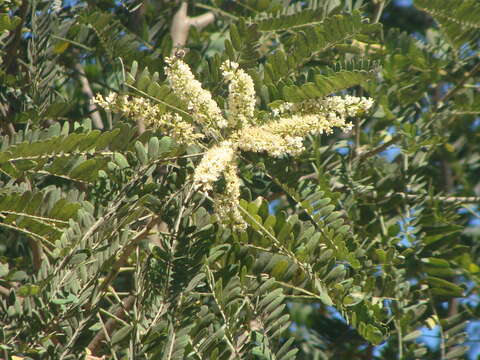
[354,119,361,157]
[97,217,159,294]
[395,319,403,360]
[87,295,135,355]
[372,0,386,24]
[205,265,244,358]
[437,61,480,110]
[395,193,480,204]
[429,290,446,360]
[0,285,10,297]
[95,313,119,360]
[357,135,402,161]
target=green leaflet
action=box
[226,20,261,68]
[0,190,80,242]
[255,4,324,32]
[415,0,480,50]
[282,69,375,102]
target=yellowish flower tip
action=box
[165,56,227,130]
[92,92,118,110]
[235,112,339,158]
[272,96,374,120]
[221,60,256,129]
[237,95,374,157]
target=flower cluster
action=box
[95,57,374,230]
[193,142,235,191]
[273,96,374,119]
[93,93,160,122]
[192,141,245,229]
[235,96,373,157]
[165,57,227,130]
[221,60,256,129]
[234,126,304,157]
[212,161,245,230]
[93,93,203,145]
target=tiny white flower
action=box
[221,60,256,129]
[165,57,226,131]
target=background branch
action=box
[87,295,135,355]
[4,0,29,74]
[171,2,215,49]
[1,0,29,137]
[74,63,104,130]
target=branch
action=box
[395,193,480,204]
[357,135,402,161]
[136,117,146,135]
[131,1,147,135]
[28,237,43,273]
[136,1,214,134]
[193,3,238,21]
[87,295,135,355]
[0,119,16,138]
[1,1,29,137]
[4,0,29,74]
[74,63,104,130]
[83,218,159,357]
[97,217,160,294]
[171,2,215,49]
[0,285,10,298]
[372,0,386,24]
[189,12,215,30]
[436,61,480,110]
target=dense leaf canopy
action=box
[0,0,479,359]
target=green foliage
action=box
[0,187,81,243]
[125,60,186,116]
[281,66,376,102]
[414,0,480,50]
[78,10,162,68]
[254,3,324,32]
[225,20,262,68]
[263,11,379,83]
[1,1,479,359]
[0,122,135,180]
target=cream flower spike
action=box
[92,93,203,145]
[165,57,227,130]
[235,95,373,157]
[193,141,236,192]
[235,126,304,157]
[192,142,246,230]
[221,60,256,129]
[212,160,245,230]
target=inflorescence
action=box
[94,57,374,230]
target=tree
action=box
[0,0,479,359]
